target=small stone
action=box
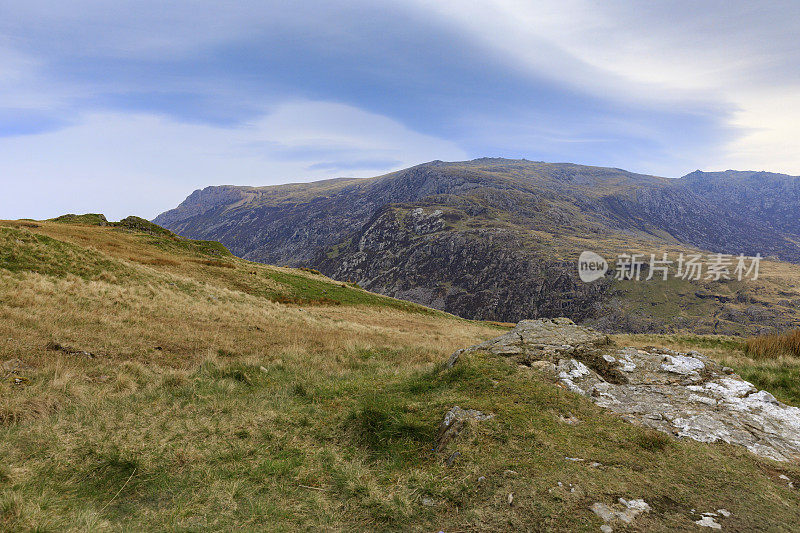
[779,474,790,481]
[558,359,591,380]
[477,476,486,483]
[618,499,650,523]
[590,499,649,525]
[435,406,494,452]
[445,451,460,467]
[503,469,518,476]
[558,414,581,425]
[590,502,615,523]
[421,496,435,507]
[446,349,462,368]
[507,492,514,506]
[695,516,722,529]
[530,360,556,372]
[717,509,731,517]
[600,525,613,533]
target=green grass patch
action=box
[264,269,437,313]
[347,395,434,458]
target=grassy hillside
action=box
[2,217,800,531]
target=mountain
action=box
[155,159,800,333]
[4,216,800,530]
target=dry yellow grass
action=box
[0,223,498,429]
[745,329,800,359]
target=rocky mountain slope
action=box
[155,159,800,333]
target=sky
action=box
[1,0,799,220]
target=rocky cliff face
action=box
[154,186,247,229]
[680,170,800,239]
[154,159,800,332]
[314,206,611,322]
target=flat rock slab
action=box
[471,317,609,356]
[462,319,800,462]
[448,318,609,367]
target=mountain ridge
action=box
[154,159,800,331]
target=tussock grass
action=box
[745,329,800,359]
[1,218,800,530]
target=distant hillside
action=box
[155,159,800,332]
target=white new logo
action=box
[578,251,608,282]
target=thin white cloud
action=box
[717,90,800,173]
[414,0,800,174]
[0,101,468,221]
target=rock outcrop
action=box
[455,318,800,462]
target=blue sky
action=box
[1,0,798,220]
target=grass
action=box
[264,270,436,313]
[50,213,109,226]
[1,216,800,530]
[745,329,800,359]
